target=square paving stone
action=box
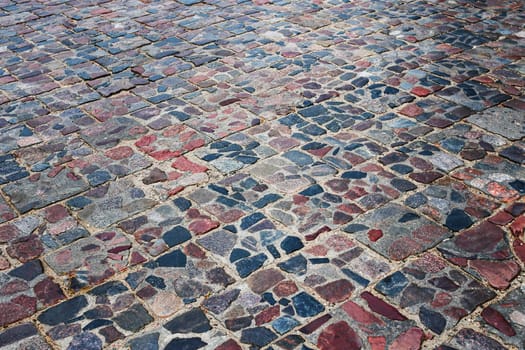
[426,122,510,161]
[232,67,294,95]
[0,74,59,100]
[235,88,303,120]
[467,106,525,141]
[118,201,219,257]
[438,220,521,290]
[64,61,110,81]
[127,322,239,350]
[135,56,193,80]
[0,195,16,224]
[0,260,65,327]
[14,135,93,172]
[0,124,41,153]
[221,47,287,73]
[80,116,149,149]
[301,292,424,350]
[456,45,512,70]
[244,120,302,153]
[353,112,433,148]
[267,183,361,239]
[27,108,97,141]
[385,22,440,43]
[83,92,150,122]
[452,155,525,202]
[187,105,262,140]
[352,49,424,77]
[435,29,490,50]
[95,49,149,74]
[68,145,152,187]
[375,253,496,335]
[384,140,464,182]
[270,113,330,144]
[347,32,408,54]
[479,286,525,348]
[96,35,150,55]
[144,96,204,127]
[284,233,392,302]
[66,178,157,229]
[415,13,464,35]
[423,57,490,83]
[0,204,90,264]
[405,177,500,232]
[37,281,154,348]
[400,39,463,63]
[0,98,49,124]
[3,167,89,214]
[282,65,343,106]
[250,155,337,195]
[398,96,474,128]
[87,70,148,97]
[474,66,525,96]
[385,68,452,97]
[296,101,375,133]
[344,203,451,261]
[0,153,30,185]
[140,37,196,60]
[182,84,249,112]
[132,76,197,104]
[193,132,276,174]
[437,328,507,350]
[44,230,142,291]
[134,156,210,199]
[344,81,415,114]
[0,323,52,350]
[201,268,324,346]
[436,80,511,111]
[323,162,416,211]
[126,244,235,318]
[300,132,388,170]
[135,124,210,161]
[198,213,305,278]
[499,141,525,165]
[188,172,281,223]
[38,83,101,111]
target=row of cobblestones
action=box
[0,0,524,349]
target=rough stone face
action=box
[375,253,496,334]
[480,286,525,348]
[438,220,520,289]
[0,1,522,349]
[344,204,451,260]
[3,168,89,213]
[0,323,51,350]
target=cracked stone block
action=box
[188,172,282,223]
[479,286,525,348]
[44,230,141,291]
[37,281,153,348]
[0,323,52,350]
[66,178,157,229]
[344,203,451,261]
[438,220,520,289]
[376,253,496,334]
[118,201,219,257]
[301,292,424,349]
[126,243,234,318]
[0,260,65,327]
[3,168,89,214]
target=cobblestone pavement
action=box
[0,0,524,349]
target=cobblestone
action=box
[0,1,523,349]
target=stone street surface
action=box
[0,0,524,349]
